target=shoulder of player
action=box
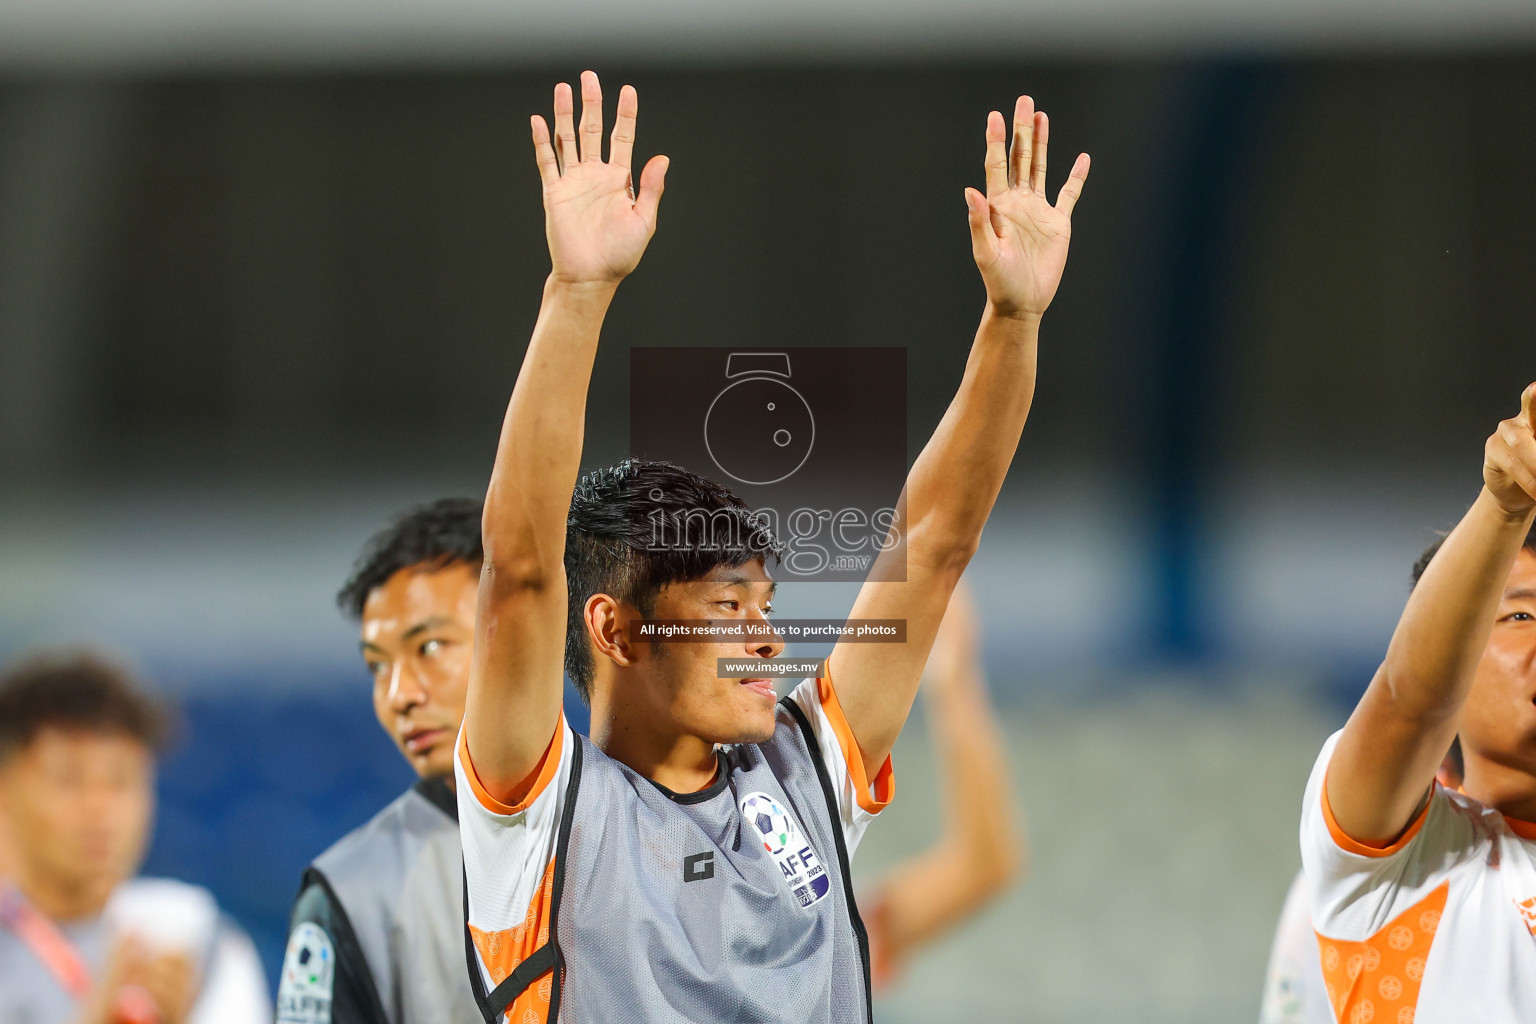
[313,784,458,873]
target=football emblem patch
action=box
[740,791,830,908]
[276,922,334,1024]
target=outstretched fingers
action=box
[578,70,604,163]
[530,115,559,186]
[1030,111,1049,195]
[634,154,670,228]
[611,84,638,170]
[1054,152,1091,217]
[552,82,578,172]
[964,187,997,264]
[1007,96,1035,190]
[984,110,1009,198]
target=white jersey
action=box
[1302,730,1536,1021]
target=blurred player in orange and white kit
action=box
[1298,382,1536,1021]
[863,578,1025,992]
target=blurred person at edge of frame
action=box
[0,651,271,1024]
[863,577,1025,995]
[275,499,484,1024]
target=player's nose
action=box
[387,662,428,710]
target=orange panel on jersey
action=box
[468,859,557,1024]
[1315,880,1447,1024]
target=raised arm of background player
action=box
[1326,384,1536,845]
[866,579,1024,983]
[827,97,1089,782]
[464,71,667,798]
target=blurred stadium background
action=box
[2,2,1535,1019]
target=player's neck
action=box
[1461,754,1536,824]
[10,862,111,923]
[591,703,719,794]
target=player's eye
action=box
[420,639,444,657]
[365,660,386,678]
[718,600,739,612]
[1508,611,1534,623]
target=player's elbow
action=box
[976,838,1026,896]
[481,548,558,595]
[906,520,981,579]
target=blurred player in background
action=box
[863,578,1024,994]
[0,652,270,1024]
[1299,383,1536,1021]
[275,499,485,1024]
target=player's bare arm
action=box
[466,71,669,799]
[828,96,1089,778]
[1327,383,1536,845]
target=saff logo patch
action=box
[740,791,830,907]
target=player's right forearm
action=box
[1377,488,1532,723]
[482,276,617,581]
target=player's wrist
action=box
[545,273,621,300]
[980,302,1043,334]
[1478,483,1536,523]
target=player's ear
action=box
[585,592,636,669]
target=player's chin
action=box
[723,689,778,744]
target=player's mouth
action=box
[403,727,447,754]
[740,678,777,701]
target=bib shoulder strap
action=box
[463,737,584,1023]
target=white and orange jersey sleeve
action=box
[454,714,574,1024]
[1299,730,1476,1020]
[786,674,895,858]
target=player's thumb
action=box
[1522,381,1536,434]
[636,155,669,227]
[964,187,993,262]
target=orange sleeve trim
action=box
[815,672,894,814]
[458,714,564,816]
[1321,769,1433,858]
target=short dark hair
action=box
[0,652,173,762]
[337,498,485,619]
[1412,518,1536,588]
[564,459,783,702]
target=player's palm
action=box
[532,72,669,287]
[964,99,1089,321]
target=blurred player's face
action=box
[1462,549,1536,771]
[614,560,784,746]
[361,561,477,780]
[0,729,153,913]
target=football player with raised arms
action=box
[456,70,1088,1023]
[1300,383,1536,1020]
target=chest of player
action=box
[554,738,869,1023]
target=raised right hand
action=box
[1484,382,1536,516]
[532,70,669,286]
